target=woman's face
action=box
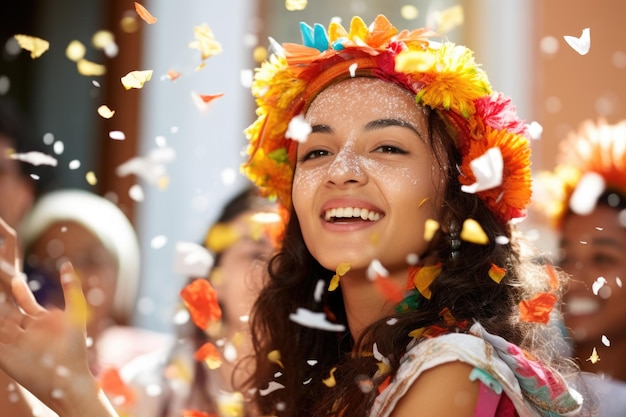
[560,204,626,343]
[26,221,118,339]
[293,77,445,275]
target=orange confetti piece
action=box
[323,367,337,387]
[98,366,136,406]
[409,263,442,299]
[268,349,285,368]
[460,218,489,244]
[439,307,456,326]
[191,91,225,110]
[194,342,222,369]
[134,2,157,24]
[518,292,557,324]
[488,263,506,284]
[180,278,222,329]
[182,410,217,417]
[374,276,404,303]
[167,69,181,80]
[377,375,391,394]
[545,263,559,291]
[14,34,49,58]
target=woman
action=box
[0,14,588,417]
[534,119,626,417]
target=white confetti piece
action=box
[128,184,144,202]
[109,130,126,140]
[10,151,58,167]
[569,172,605,215]
[151,235,167,249]
[289,308,346,332]
[68,159,81,170]
[53,141,64,155]
[592,276,607,296]
[259,381,285,396]
[527,121,543,140]
[116,146,175,184]
[367,259,388,281]
[461,147,503,193]
[173,241,214,276]
[601,335,610,347]
[564,28,591,55]
[314,279,325,302]
[349,62,358,77]
[285,115,312,143]
[495,235,510,245]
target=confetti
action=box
[85,171,97,186]
[569,172,605,215]
[194,342,222,369]
[285,115,312,143]
[395,50,436,73]
[134,2,157,24]
[191,91,224,110]
[166,70,181,81]
[173,241,214,277]
[527,121,543,140]
[587,347,600,364]
[65,40,86,62]
[109,130,126,140]
[564,28,591,55]
[374,276,404,303]
[322,367,337,387]
[601,335,610,347]
[435,5,464,35]
[99,367,136,407]
[268,350,285,368]
[205,223,240,253]
[488,263,506,284]
[189,23,223,60]
[329,262,351,291]
[518,292,557,324]
[92,30,118,57]
[367,259,388,281]
[121,70,153,90]
[259,381,285,396]
[97,105,115,119]
[423,219,439,241]
[10,151,58,167]
[461,147,503,194]
[289,308,346,332]
[116,146,175,184]
[409,263,442,299]
[14,34,49,58]
[285,0,308,11]
[180,278,222,330]
[460,218,489,245]
[592,276,608,296]
[77,59,107,76]
[182,410,217,417]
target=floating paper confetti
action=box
[116,146,175,184]
[194,342,222,369]
[527,121,543,140]
[518,292,557,324]
[329,262,351,291]
[322,367,337,387]
[367,259,388,281]
[189,23,223,60]
[134,2,157,24]
[86,171,97,185]
[564,28,591,55]
[14,34,49,58]
[92,30,118,57]
[488,263,506,284]
[461,147,503,194]
[121,70,153,90]
[395,50,436,73]
[182,410,216,417]
[460,218,489,245]
[349,62,358,77]
[570,172,605,215]
[205,223,240,253]
[289,308,345,331]
[77,59,107,76]
[191,91,224,110]
[109,130,125,140]
[259,381,285,396]
[65,40,86,62]
[592,276,608,296]
[435,5,464,35]
[410,263,442,299]
[285,0,308,11]
[587,347,600,364]
[374,276,404,303]
[285,115,312,143]
[99,367,136,407]
[166,70,181,81]
[423,219,439,241]
[97,105,115,119]
[181,278,222,330]
[268,350,285,368]
[10,151,58,167]
[151,234,167,249]
[601,335,610,347]
[174,241,214,277]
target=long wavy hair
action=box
[245,110,571,417]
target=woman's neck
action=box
[339,269,407,341]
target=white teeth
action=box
[324,207,381,221]
[566,297,600,316]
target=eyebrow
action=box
[310,118,424,140]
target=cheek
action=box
[292,166,325,216]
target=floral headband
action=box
[243,15,532,224]
[534,118,626,227]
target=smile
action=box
[324,207,382,222]
[565,296,600,316]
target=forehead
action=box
[305,77,423,123]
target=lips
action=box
[564,296,601,316]
[324,207,382,222]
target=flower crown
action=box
[243,15,532,224]
[534,118,626,227]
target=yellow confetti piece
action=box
[97,105,115,119]
[418,197,429,208]
[65,40,86,62]
[14,34,50,59]
[121,70,153,90]
[400,5,419,20]
[408,327,425,339]
[86,171,97,186]
[395,50,435,73]
[205,223,240,253]
[189,23,223,60]
[423,219,440,242]
[376,361,391,376]
[587,347,600,364]
[194,62,207,72]
[253,46,268,63]
[460,218,489,245]
[488,263,507,284]
[285,0,308,11]
[322,367,337,387]
[336,262,351,276]
[268,350,284,369]
[77,59,107,76]
[157,176,169,190]
[369,232,380,245]
[411,263,442,299]
[120,15,140,33]
[231,331,245,347]
[436,5,464,35]
[328,275,340,291]
[92,30,115,49]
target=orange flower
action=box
[180,278,222,330]
[519,292,557,324]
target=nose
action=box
[326,146,367,187]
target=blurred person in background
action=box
[117,185,281,417]
[534,118,626,417]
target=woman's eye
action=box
[374,145,408,154]
[300,149,329,161]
